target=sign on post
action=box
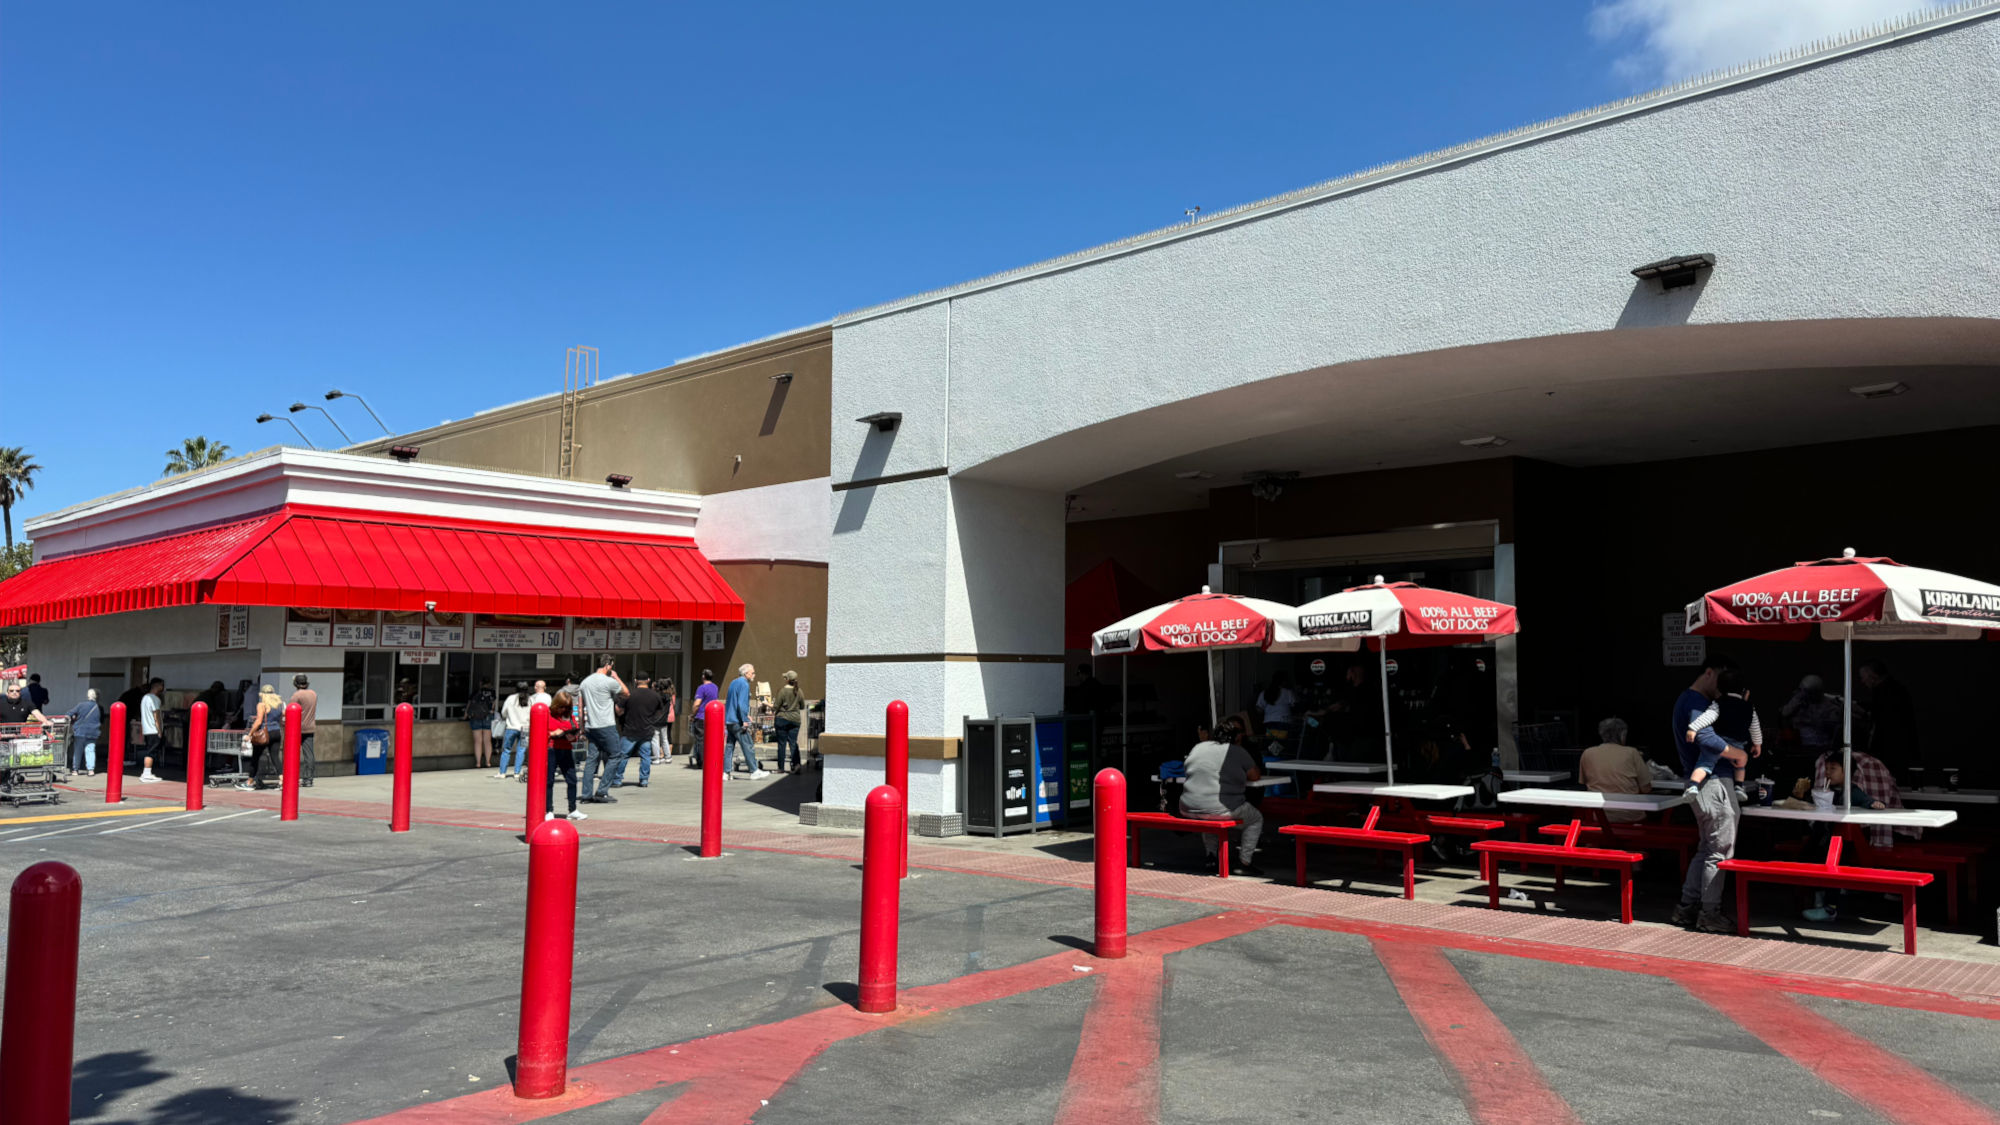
[1662,611,1706,666]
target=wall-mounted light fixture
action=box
[389,445,421,463]
[607,473,633,490]
[1459,435,1509,449]
[1849,381,1909,400]
[857,412,902,432]
[1630,253,1716,290]
[256,412,318,449]
[771,371,794,384]
[1245,470,1298,502]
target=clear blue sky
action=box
[0,0,1922,521]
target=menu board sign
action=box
[607,619,643,650]
[702,622,725,650]
[285,607,333,647]
[424,611,466,649]
[571,617,614,651]
[216,606,249,651]
[332,609,378,647]
[381,611,426,648]
[648,625,683,652]
[475,615,566,651]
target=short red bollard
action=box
[886,700,910,878]
[185,701,208,812]
[525,702,550,835]
[1,861,82,1124]
[699,699,724,858]
[857,784,904,1013]
[391,702,415,833]
[105,701,126,804]
[1094,768,1128,959]
[280,702,302,822]
[515,817,580,1099]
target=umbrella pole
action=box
[1206,650,1219,727]
[1121,654,1129,779]
[1379,642,1394,785]
[1843,626,1854,813]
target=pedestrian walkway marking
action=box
[10,822,109,842]
[99,811,202,834]
[185,809,262,827]
[0,804,186,826]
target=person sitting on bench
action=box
[1803,757,1886,923]
[1180,717,1266,877]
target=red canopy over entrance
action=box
[0,505,745,626]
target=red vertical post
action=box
[700,699,724,858]
[185,701,208,811]
[1,861,82,1125]
[525,702,550,834]
[857,784,904,1013]
[390,703,415,833]
[104,701,127,804]
[1094,768,1128,959]
[886,700,910,878]
[280,702,302,822]
[514,818,579,1099]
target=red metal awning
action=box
[0,506,745,627]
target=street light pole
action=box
[255,412,318,449]
[290,402,353,445]
[325,389,392,436]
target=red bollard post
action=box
[391,702,415,833]
[185,701,208,812]
[515,817,580,1099]
[699,699,724,858]
[104,701,127,804]
[1,861,82,1124]
[857,784,904,1013]
[280,702,302,821]
[886,700,910,878]
[525,702,550,834]
[1094,768,1128,959]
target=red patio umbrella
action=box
[1687,548,2000,809]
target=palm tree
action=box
[164,436,232,478]
[0,446,39,550]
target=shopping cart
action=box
[206,729,255,787]
[0,721,62,806]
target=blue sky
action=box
[0,0,1940,522]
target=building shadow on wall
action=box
[1615,269,1712,328]
[832,427,896,535]
[759,375,790,437]
[73,1050,299,1123]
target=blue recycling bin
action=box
[354,728,390,775]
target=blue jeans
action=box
[74,740,97,772]
[500,729,525,774]
[773,718,801,771]
[606,734,652,787]
[725,722,759,773]
[581,725,623,799]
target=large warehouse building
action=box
[5,5,1997,827]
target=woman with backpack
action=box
[466,678,497,771]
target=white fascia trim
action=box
[834,2,2000,328]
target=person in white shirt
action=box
[497,682,534,779]
[1254,673,1298,747]
[138,678,166,782]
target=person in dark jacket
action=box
[611,673,667,789]
[66,689,105,775]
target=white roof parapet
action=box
[835,1,2000,326]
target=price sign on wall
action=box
[702,622,725,650]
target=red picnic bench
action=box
[1720,838,1933,955]
[1468,821,1646,923]
[1280,807,1431,899]
[1538,821,1696,877]
[1126,811,1242,878]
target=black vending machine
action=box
[961,716,1040,837]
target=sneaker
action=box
[1670,901,1698,927]
[1734,786,1749,803]
[1802,906,1839,923]
[139,772,160,783]
[1238,862,1268,878]
[234,782,255,791]
[543,811,556,821]
[1694,911,1734,934]
[637,782,649,788]
[596,794,618,804]
[750,769,771,780]
[492,772,507,779]
[566,809,588,821]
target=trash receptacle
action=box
[355,728,390,775]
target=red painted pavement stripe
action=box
[1372,939,1585,1125]
[347,912,1268,1124]
[1679,971,2000,1125]
[1053,954,1164,1125]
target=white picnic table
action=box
[1312,781,1475,801]
[1267,759,1389,776]
[1738,805,1957,829]
[1150,774,1288,788]
[1900,788,2000,806]
[1502,769,1571,784]
[1497,788,1688,813]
